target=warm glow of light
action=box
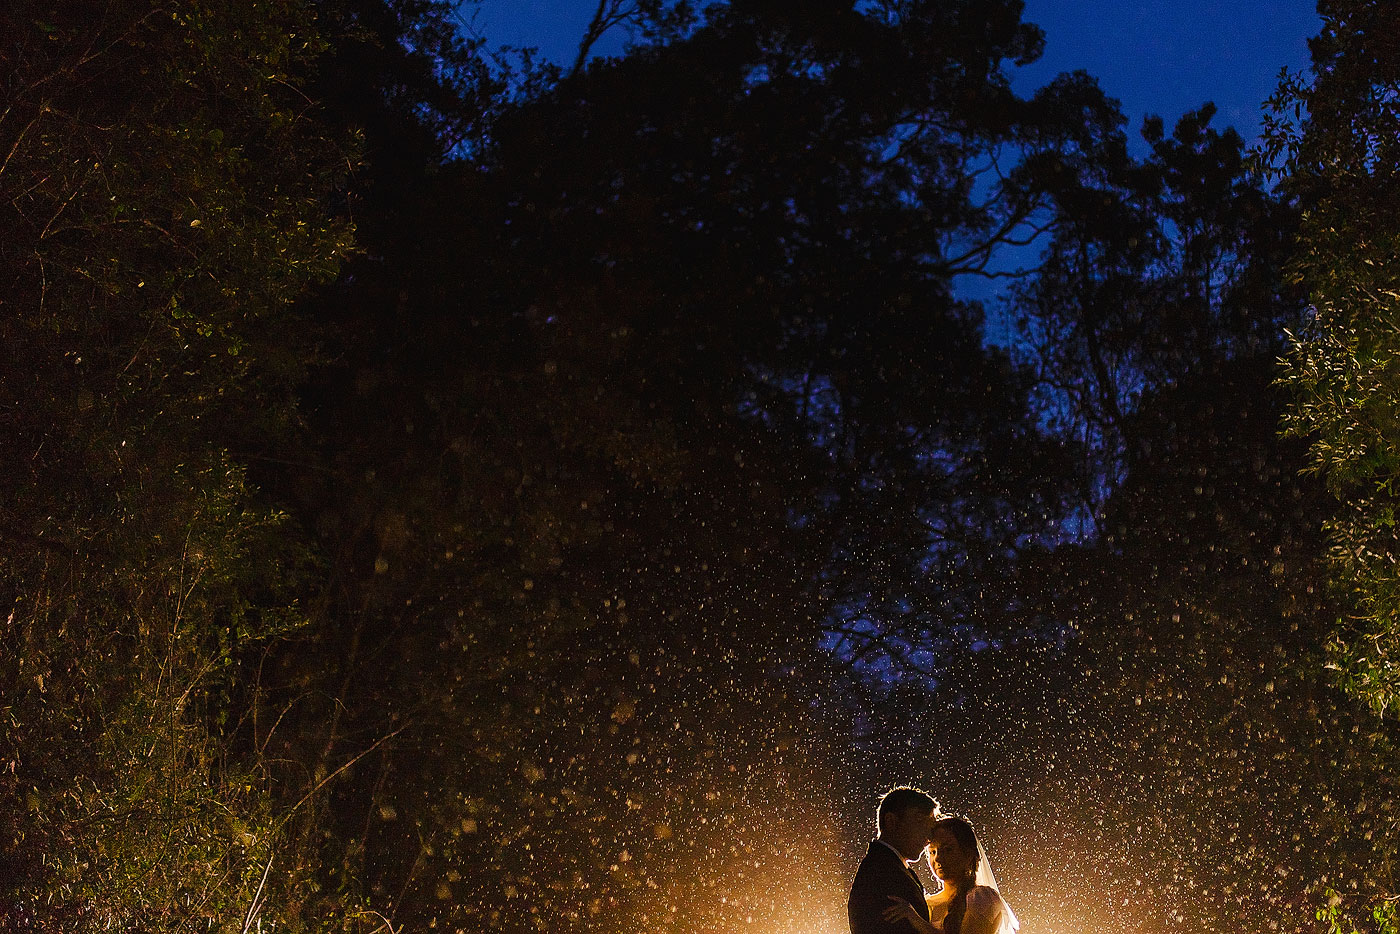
[758,893,848,934]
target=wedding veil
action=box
[974,835,1021,934]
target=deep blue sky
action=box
[1011,1,1320,143]
[470,0,1322,145]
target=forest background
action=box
[2,1,1399,932]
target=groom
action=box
[847,786,938,934]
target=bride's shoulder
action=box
[966,886,1005,913]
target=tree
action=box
[1268,0,1400,725]
[1265,0,1400,927]
[0,0,353,927]
[1014,99,1294,521]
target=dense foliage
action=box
[0,0,352,928]
[1269,0,1400,723]
[1265,0,1400,927]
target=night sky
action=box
[471,0,1322,145]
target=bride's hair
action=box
[933,815,980,863]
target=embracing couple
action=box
[847,787,1019,934]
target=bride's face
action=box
[928,828,976,884]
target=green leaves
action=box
[1316,887,1400,934]
[0,0,353,927]
[1271,0,1400,724]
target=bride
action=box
[883,815,1019,934]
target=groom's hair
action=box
[877,786,938,833]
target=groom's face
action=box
[886,807,935,861]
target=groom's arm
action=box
[848,894,897,934]
[848,866,916,934]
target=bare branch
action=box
[569,0,641,79]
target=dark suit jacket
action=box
[847,839,931,934]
